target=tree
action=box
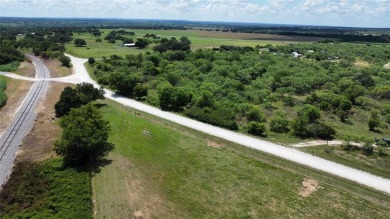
[54,83,105,117]
[58,55,71,67]
[74,38,87,47]
[134,83,148,99]
[135,38,149,49]
[88,57,95,65]
[55,87,82,117]
[247,122,267,137]
[55,104,113,166]
[270,115,289,133]
[368,110,380,131]
[247,107,266,123]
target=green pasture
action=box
[93,101,390,219]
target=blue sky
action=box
[0,0,389,27]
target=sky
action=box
[0,0,389,28]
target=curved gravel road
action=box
[0,55,50,188]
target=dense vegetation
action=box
[90,40,390,140]
[0,159,92,219]
[0,79,7,108]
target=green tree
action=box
[247,107,266,123]
[54,83,105,117]
[54,87,82,117]
[55,104,113,166]
[135,38,149,49]
[88,57,95,65]
[134,83,148,99]
[270,114,289,133]
[247,122,267,137]
[74,38,87,47]
[368,110,380,131]
[58,55,71,67]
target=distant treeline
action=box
[1,17,390,43]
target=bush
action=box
[247,107,266,123]
[184,107,238,130]
[0,79,6,91]
[58,55,71,67]
[270,116,289,133]
[306,123,336,140]
[88,57,95,65]
[247,122,267,137]
[362,141,374,155]
[0,92,7,107]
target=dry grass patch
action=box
[0,78,31,134]
[14,61,35,77]
[43,59,72,77]
[299,178,320,197]
[354,59,370,68]
[17,82,67,162]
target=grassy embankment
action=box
[93,100,390,219]
[65,29,295,58]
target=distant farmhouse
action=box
[291,52,301,58]
[123,43,136,47]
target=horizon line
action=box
[1,16,389,29]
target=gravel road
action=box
[0,55,50,188]
[66,54,390,195]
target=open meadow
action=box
[92,101,390,219]
[65,29,319,58]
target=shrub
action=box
[247,122,267,137]
[184,107,238,130]
[270,116,289,133]
[362,141,374,155]
[247,107,266,123]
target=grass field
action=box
[93,101,390,219]
[65,29,308,58]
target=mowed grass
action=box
[300,145,390,179]
[93,102,390,219]
[66,29,292,58]
[65,32,150,58]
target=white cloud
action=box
[0,0,388,27]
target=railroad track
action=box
[0,55,49,186]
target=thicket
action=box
[0,159,92,219]
[90,40,390,139]
[0,79,7,107]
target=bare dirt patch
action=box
[16,82,67,162]
[354,60,370,68]
[207,140,224,148]
[0,80,32,134]
[43,59,72,78]
[14,61,35,77]
[384,63,390,69]
[299,178,320,197]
